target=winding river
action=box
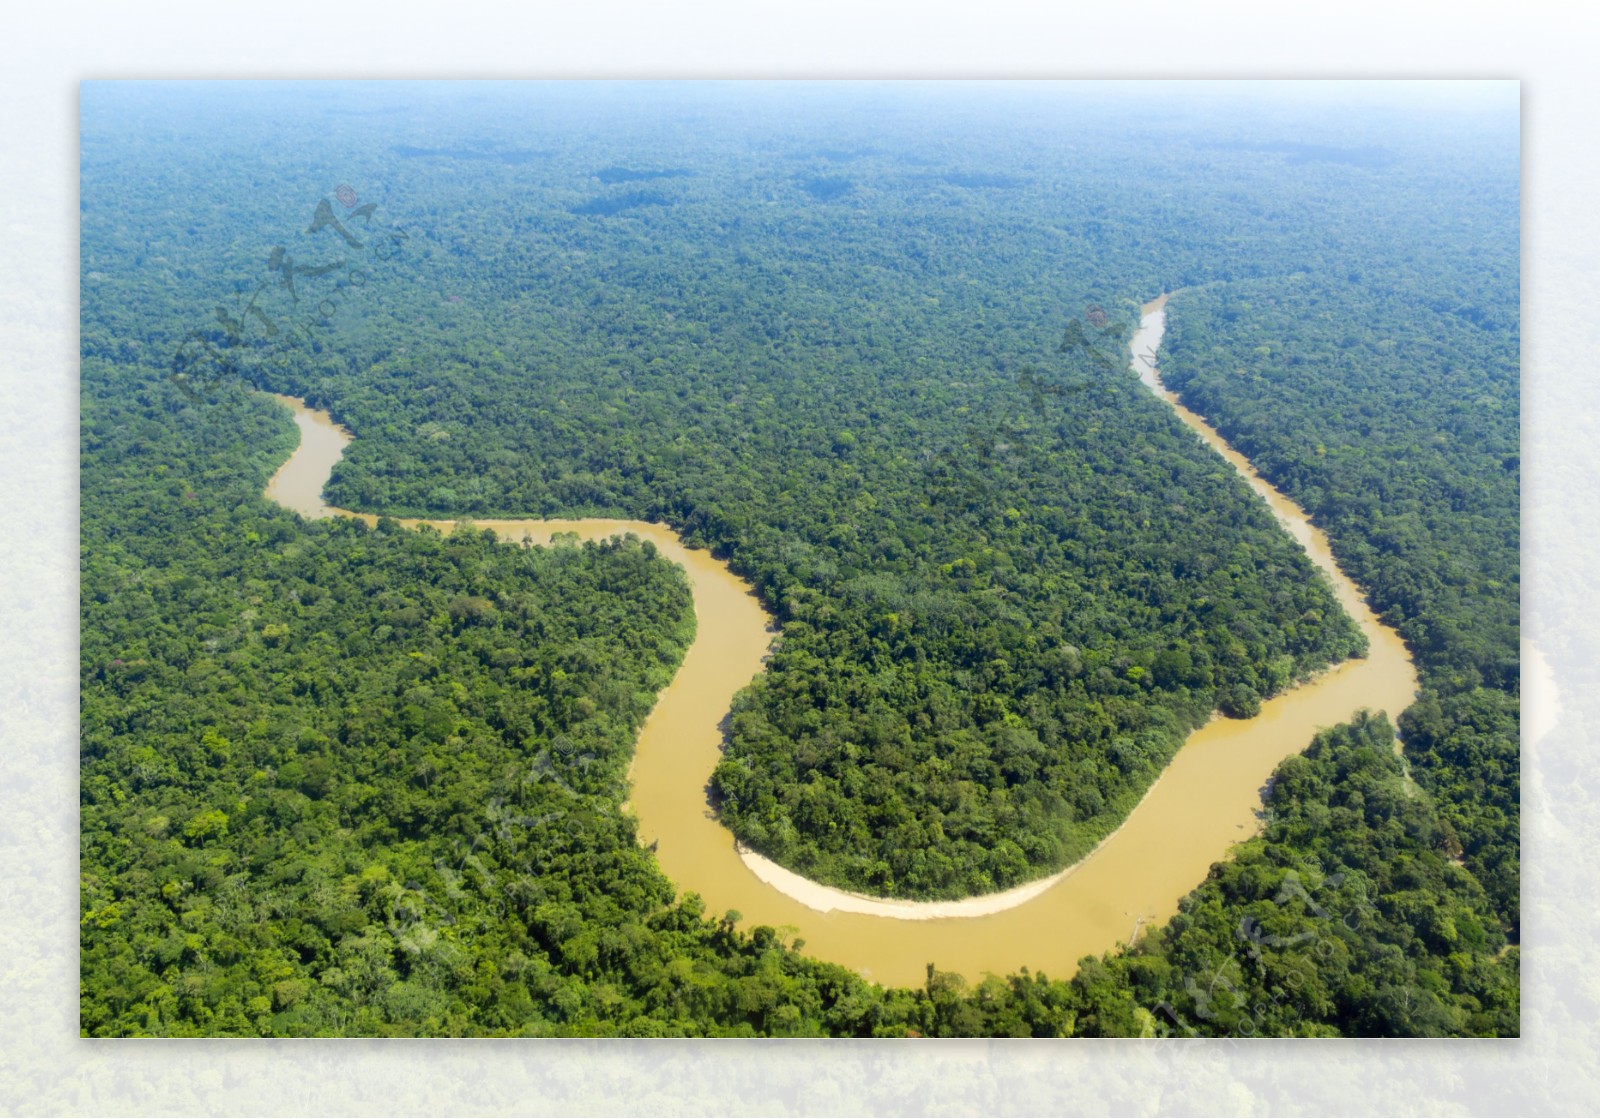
[261,293,1417,988]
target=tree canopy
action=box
[81,81,1519,1035]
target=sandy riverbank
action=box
[260,289,1419,987]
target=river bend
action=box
[260,293,1417,987]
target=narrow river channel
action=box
[261,293,1418,988]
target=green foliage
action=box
[83,87,1371,900]
[1160,269,1520,929]
[1130,715,1518,1038]
[81,82,1517,1035]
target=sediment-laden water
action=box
[260,294,1417,987]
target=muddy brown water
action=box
[260,294,1417,988]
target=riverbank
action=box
[735,761,1174,919]
[260,292,1418,986]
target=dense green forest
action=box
[81,81,1519,1035]
[1159,269,1521,930]
[82,83,1373,900]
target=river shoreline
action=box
[259,291,1419,985]
[735,760,1175,919]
